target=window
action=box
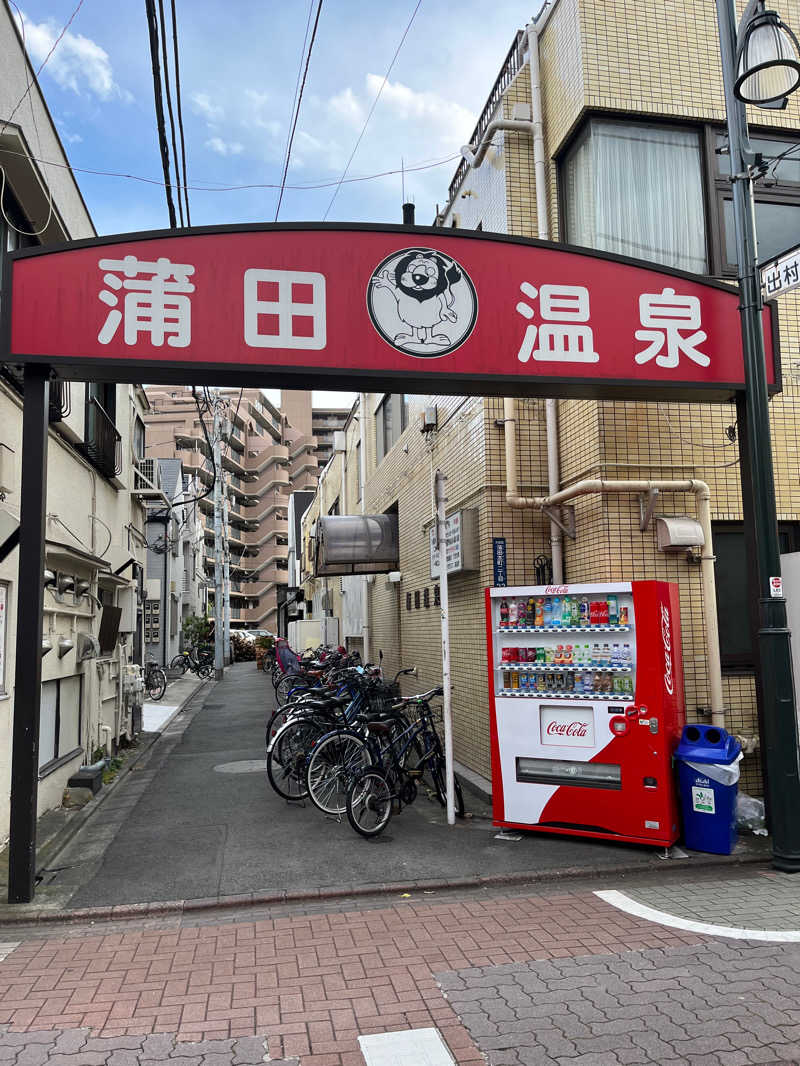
[39,675,82,774]
[713,521,800,670]
[0,582,7,695]
[375,394,409,464]
[711,131,800,273]
[561,119,707,273]
[133,416,145,462]
[355,441,362,503]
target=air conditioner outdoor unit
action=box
[134,458,160,490]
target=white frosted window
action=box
[563,121,707,274]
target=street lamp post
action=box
[716,0,800,871]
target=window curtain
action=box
[564,121,707,274]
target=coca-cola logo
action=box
[544,585,569,595]
[546,720,589,738]
[661,603,674,695]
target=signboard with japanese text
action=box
[493,537,508,587]
[762,247,800,299]
[2,224,779,401]
[430,509,479,578]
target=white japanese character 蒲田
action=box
[97,255,195,347]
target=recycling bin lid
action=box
[674,723,741,765]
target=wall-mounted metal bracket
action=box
[639,489,660,531]
[542,503,576,540]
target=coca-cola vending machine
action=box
[485,581,685,847]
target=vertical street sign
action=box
[493,537,507,587]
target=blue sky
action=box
[16,0,535,235]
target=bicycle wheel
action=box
[169,654,188,675]
[276,672,308,704]
[266,719,321,800]
[197,663,213,679]
[305,730,370,815]
[429,755,465,817]
[347,768,393,838]
[146,668,167,701]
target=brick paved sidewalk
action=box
[0,886,699,1065]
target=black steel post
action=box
[8,365,50,903]
[717,0,800,870]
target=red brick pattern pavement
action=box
[0,890,701,1065]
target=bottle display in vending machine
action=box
[485,581,685,848]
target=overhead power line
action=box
[169,0,191,225]
[322,0,424,221]
[276,0,315,215]
[1,0,86,137]
[144,0,178,227]
[156,0,183,226]
[274,0,324,221]
[0,142,462,195]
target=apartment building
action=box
[143,459,205,665]
[311,407,349,468]
[300,1,800,799]
[0,0,151,841]
[144,388,320,629]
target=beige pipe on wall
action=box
[503,394,724,727]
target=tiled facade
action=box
[144,388,320,629]
[301,1,800,798]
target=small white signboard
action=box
[762,246,800,298]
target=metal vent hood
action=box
[314,514,399,576]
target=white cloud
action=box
[15,9,125,101]
[363,74,474,142]
[191,92,224,123]
[243,90,281,137]
[205,137,244,156]
[327,87,364,127]
[63,131,83,144]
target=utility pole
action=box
[223,473,231,665]
[716,0,800,871]
[212,400,224,681]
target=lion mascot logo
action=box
[367,247,478,357]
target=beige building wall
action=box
[438,0,800,795]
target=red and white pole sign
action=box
[1,223,779,400]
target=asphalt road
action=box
[58,662,754,909]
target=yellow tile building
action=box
[302,0,800,799]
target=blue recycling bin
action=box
[675,724,742,855]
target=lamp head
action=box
[735,2,800,106]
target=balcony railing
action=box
[79,397,122,479]
[48,379,71,423]
[447,29,526,207]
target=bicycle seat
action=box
[365,712,405,735]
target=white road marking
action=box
[595,888,800,942]
[0,943,20,962]
[358,1027,456,1065]
[213,759,266,774]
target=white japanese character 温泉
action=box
[244,269,326,350]
[515,282,599,364]
[634,287,709,369]
[97,255,195,347]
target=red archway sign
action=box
[1,223,779,401]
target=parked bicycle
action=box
[345,688,465,837]
[143,657,167,701]
[169,644,213,678]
